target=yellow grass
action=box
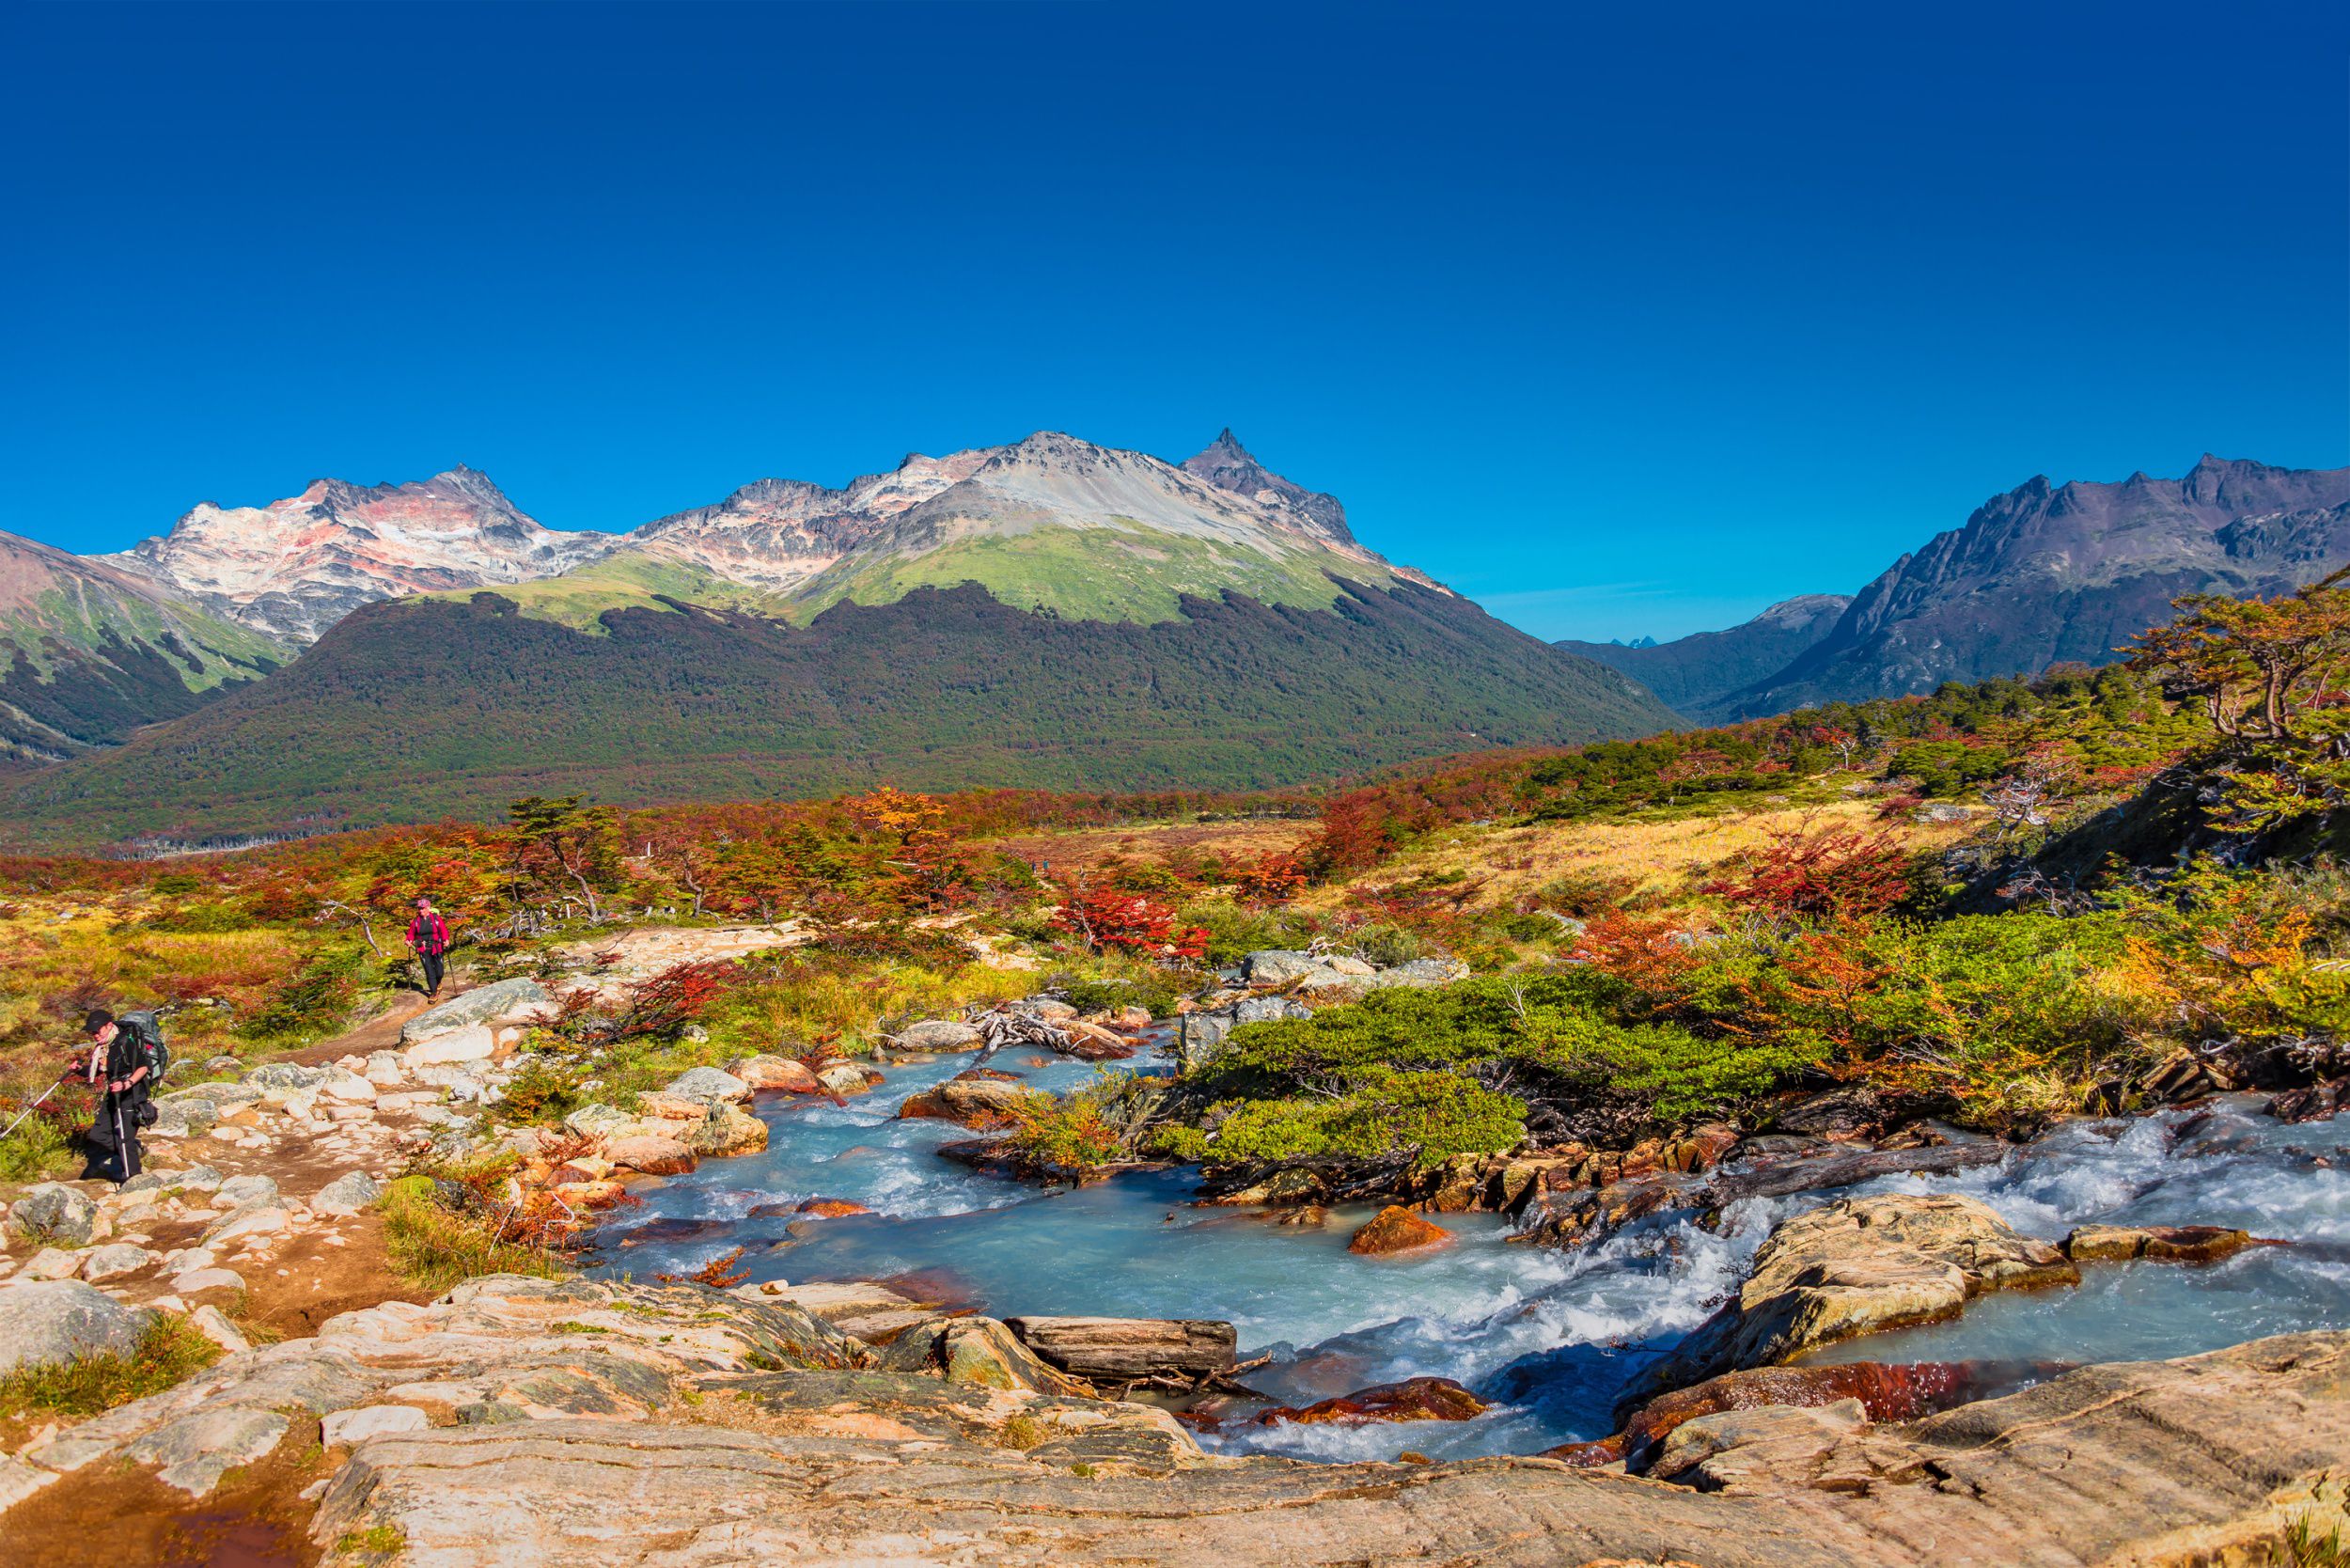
[1301,798,1976,915]
[984,819,1315,876]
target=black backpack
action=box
[118,1011,171,1085]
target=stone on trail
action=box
[17,1248,85,1281]
[188,1303,253,1354]
[1347,1205,1452,1256]
[8,1183,97,1247]
[0,1279,154,1372]
[79,1243,156,1282]
[314,1171,384,1215]
[204,1205,292,1243]
[662,1066,752,1105]
[217,1172,280,1210]
[324,1404,431,1446]
[401,979,552,1043]
[173,1267,247,1296]
[402,1024,495,1067]
[125,1406,290,1496]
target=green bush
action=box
[1057,975,1181,1019]
[0,1315,221,1419]
[1181,899,1320,965]
[1157,1071,1524,1168]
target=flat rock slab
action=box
[1005,1315,1237,1379]
[124,1406,290,1496]
[401,980,551,1043]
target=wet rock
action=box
[1697,1139,2008,1205]
[1257,1377,1489,1425]
[1618,1193,2078,1414]
[2269,1075,2349,1123]
[815,1061,883,1096]
[898,1071,1035,1129]
[1005,1316,1237,1380]
[0,1279,154,1372]
[1347,1205,1451,1256]
[8,1184,97,1247]
[1651,1399,1869,1492]
[794,1198,871,1218]
[2063,1223,2280,1263]
[891,1020,984,1052]
[728,1054,822,1092]
[401,979,551,1043]
[603,1135,697,1176]
[662,1066,752,1105]
[2144,1046,2243,1104]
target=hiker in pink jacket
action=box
[407,896,453,999]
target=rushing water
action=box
[593,1042,2350,1462]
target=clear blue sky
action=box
[6,0,2343,642]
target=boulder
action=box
[603,1136,697,1176]
[1257,1377,1489,1425]
[1618,1193,2078,1414]
[816,1062,883,1096]
[874,1315,1097,1397]
[684,1103,768,1157]
[891,1020,984,1053]
[662,1066,752,1105]
[0,1279,153,1372]
[1348,1205,1452,1256]
[402,1025,495,1067]
[728,1054,822,1092]
[17,1248,84,1281]
[2063,1223,2279,1263]
[896,1072,1036,1130]
[1175,1011,1231,1069]
[8,1183,96,1247]
[1005,1316,1236,1381]
[314,1171,384,1215]
[1243,950,1322,986]
[563,1104,634,1139]
[794,1198,872,1218]
[400,979,552,1043]
[320,1068,379,1104]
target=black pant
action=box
[84,1092,142,1183]
[418,949,446,996]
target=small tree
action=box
[1051,884,1208,963]
[1704,823,1911,921]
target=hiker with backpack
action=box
[80,1008,165,1184]
[407,896,452,1000]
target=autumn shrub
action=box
[1050,886,1208,963]
[380,1170,573,1292]
[1702,823,1912,920]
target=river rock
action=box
[1348,1205,1451,1255]
[1256,1377,1489,1425]
[314,1171,384,1215]
[662,1066,752,1105]
[892,1020,984,1052]
[684,1103,768,1157]
[875,1315,1097,1398]
[8,1183,97,1247]
[794,1198,871,1218]
[1618,1192,2078,1414]
[2063,1223,2278,1263]
[897,1071,1035,1129]
[816,1061,883,1096]
[1057,1019,1136,1060]
[1005,1316,1236,1380]
[563,1104,634,1138]
[1651,1399,1871,1492]
[0,1279,153,1372]
[728,1054,822,1092]
[604,1135,698,1175]
[402,980,551,1043]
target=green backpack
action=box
[117,1010,171,1084]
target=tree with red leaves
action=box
[1703,823,1911,920]
[1051,885,1208,963]
[609,959,741,1040]
[1233,851,1307,904]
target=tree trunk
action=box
[1002,1316,1237,1380]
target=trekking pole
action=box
[0,1071,74,1142]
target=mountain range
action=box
[0,431,1671,846]
[1566,455,2350,722]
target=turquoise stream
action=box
[592,1042,2350,1462]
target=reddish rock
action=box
[796,1198,873,1219]
[1258,1377,1489,1426]
[1347,1206,1451,1256]
[730,1055,823,1094]
[897,1071,1035,1130]
[603,1136,697,1177]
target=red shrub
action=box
[1050,886,1208,962]
[1704,824,1910,920]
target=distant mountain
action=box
[106,466,613,642]
[1558,595,1851,718]
[0,529,287,765]
[1712,457,2350,718]
[3,431,1674,844]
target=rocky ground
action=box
[3,949,2346,1564]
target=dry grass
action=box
[985,819,1315,876]
[1302,798,1976,916]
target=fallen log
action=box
[1699,1140,2008,1204]
[1004,1315,1238,1380]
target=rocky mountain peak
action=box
[1180,430,1354,546]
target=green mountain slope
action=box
[0,580,1677,847]
[0,528,288,765]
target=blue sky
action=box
[5,0,2343,642]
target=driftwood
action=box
[1004,1315,1238,1381]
